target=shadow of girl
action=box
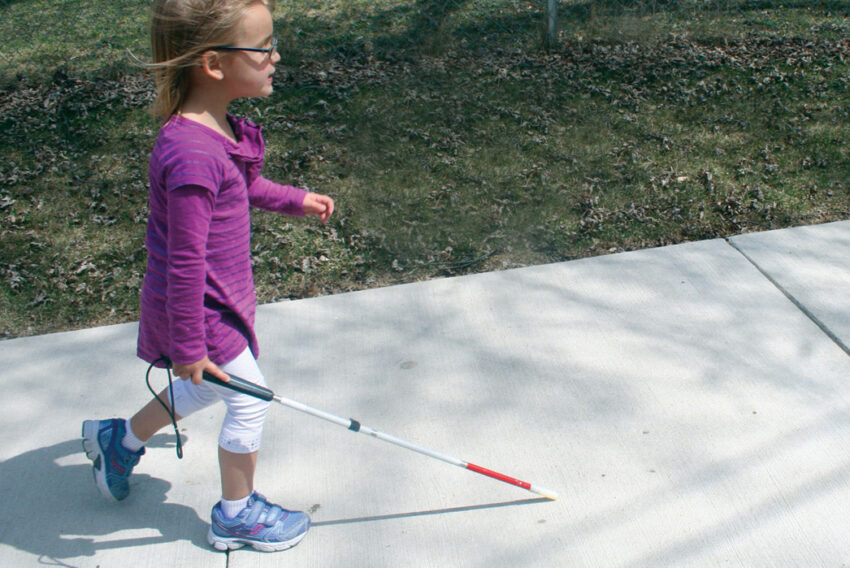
[0,436,208,562]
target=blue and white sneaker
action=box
[81,418,145,501]
[208,491,311,552]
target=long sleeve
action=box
[165,184,214,365]
[248,176,308,216]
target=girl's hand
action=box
[173,356,229,386]
[303,192,335,224]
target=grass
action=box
[1,0,849,338]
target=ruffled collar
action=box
[226,115,264,162]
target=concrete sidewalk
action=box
[3,220,850,567]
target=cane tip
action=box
[533,486,559,500]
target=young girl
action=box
[81,0,333,553]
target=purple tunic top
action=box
[137,115,307,366]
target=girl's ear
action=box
[199,51,225,81]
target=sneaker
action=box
[208,491,311,552]
[81,419,145,502]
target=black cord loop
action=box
[146,356,183,459]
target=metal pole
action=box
[203,371,558,500]
[545,0,558,50]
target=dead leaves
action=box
[2,27,850,337]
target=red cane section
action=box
[465,462,532,490]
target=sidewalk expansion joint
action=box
[725,237,850,359]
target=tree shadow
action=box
[404,0,471,52]
[560,0,850,24]
[277,0,538,61]
[0,436,207,562]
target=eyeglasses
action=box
[214,37,278,60]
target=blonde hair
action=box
[149,0,274,120]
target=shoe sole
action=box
[81,420,120,503]
[206,525,309,552]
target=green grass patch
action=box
[1,0,849,337]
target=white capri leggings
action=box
[169,346,270,454]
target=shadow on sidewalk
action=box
[0,436,207,563]
[312,497,550,527]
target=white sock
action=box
[121,419,145,452]
[221,495,250,519]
